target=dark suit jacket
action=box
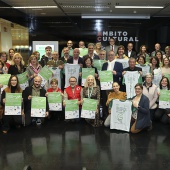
[102,61,123,84]
[67,56,83,65]
[132,94,151,129]
[83,54,99,60]
[22,86,49,113]
[125,50,137,59]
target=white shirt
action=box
[128,51,132,57]
[107,60,115,71]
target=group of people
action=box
[0,38,170,134]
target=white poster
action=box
[115,59,129,69]
[152,68,162,87]
[110,100,132,132]
[49,67,61,88]
[64,64,80,88]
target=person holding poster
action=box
[8,53,25,75]
[155,77,170,124]
[82,75,102,127]
[46,78,63,120]
[143,73,158,120]
[23,76,49,126]
[104,82,126,127]
[131,83,152,133]
[63,76,82,121]
[26,55,42,86]
[1,75,22,133]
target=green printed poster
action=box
[99,71,113,90]
[31,97,46,117]
[17,71,28,90]
[81,98,98,119]
[65,100,79,119]
[0,74,11,85]
[5,93,22,115]
[159,90,170,108]
[48,92,62,111]
[82,68,95,86]
[93,60,106,71]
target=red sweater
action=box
[47,88,63,93]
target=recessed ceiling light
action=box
[62,5,109,8]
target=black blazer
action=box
[125,51,137,59]
[22,86,49,113]
[67,56,83,65]
[8,65,25,75]
[132,94,151,129]
[102,61,123,84]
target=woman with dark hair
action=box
[115,45,128,59]
[137,45,150,63]
[155,50,163,66]
[1,75,23,133]
[131,83,151,133]
[8,53,25,75]
[155,77,170,124]
[7,48,15,65]
[137,55,146,65]
[0,51,10,73]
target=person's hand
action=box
[2,98,6,104]
[81,100,84,105]
[122,71,126,76]
[96,108,99,114]
[98,77,100,81]
[94,73,98,78]
[108,109,111,114]
[0,84,3,88]
[45,92,48,97]
[63,101,66,107]
[28,95,32,100]
[112,70,117,75]
[167,113,170,117]
[77,101,81,105]
[45,112,49,117]
[139,71,143,75]
[33,73,37,77]
[158,92,160,96]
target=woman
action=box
[115,45,128,59]
[155,77,170,124]
[1,75,23,133]
[0,59,4,74]
[94,42,102,55]
[155,50,163,66]
[163,46,170,59]
[26,55,42,86]
[137,55,146,65]
[32,51,40,61]
[82,75,102,127]
[131,83,151,133]
[7,48,15,65]
[137,45,150,63]
[143,73,158,120]
[104,82,126,127]
[8,53,25,75]
[0,51,10,73]
[160,57,170,76]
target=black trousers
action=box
[155,108,170,124]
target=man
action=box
[23,76,49,126]
[47,51,65,69]
[151,43,165,57]
[67,48,83,67]
[79,41,88,57]
[83,43,99,60]
[125,43,137,59]
[64,76,82,121]
[105,38,118,60]
[60,47,71,63]
[40,46,52,67]
[99,50,106,60]
[123,57,142,74]
[101,51,123,119]
[61,40,74,57]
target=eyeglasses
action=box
[69,81,76,82]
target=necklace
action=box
[88,87,93,98]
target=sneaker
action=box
[36,118,42,126]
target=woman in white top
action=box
[161,57,170,76]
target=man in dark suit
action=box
[105,38,118,60]
[125,43,137,59]
[83,43,99,60]
[67,48,83,67]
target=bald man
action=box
[23,76,49,126]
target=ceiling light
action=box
[81,15,150,19]
[115,6,164,9]
[0,6,58,9]
[62,5,109,8]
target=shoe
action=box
[36,118,42,126]
[23,165,32,170]
[2,130,7,134]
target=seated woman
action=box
[46,79,64,120]
[143,73,158,120]
[104,82,126,127]
[1,75,23,133]
[155,77,170,124]
[82,75,102,127]
[131,83,152,133]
